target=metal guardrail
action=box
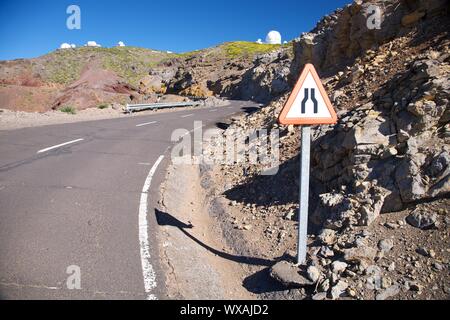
[126,101,201,114]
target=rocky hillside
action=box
[204,0,449,300]
[0,47,174,112]
[0,42,290,112]
[160,42,293,103]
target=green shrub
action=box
[97,103,109,109]
[59,106,77,114]
[221,41,280,59]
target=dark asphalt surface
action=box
[0,101,258,299]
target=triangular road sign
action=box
[278,63,337,125]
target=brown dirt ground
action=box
[157,163,255,300]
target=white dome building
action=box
[256,39,263,44]
[117,41,126,47]
[265,31,282,45]
[60,43,72,49]
[86,41,101,47]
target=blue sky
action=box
[0,0,351,60]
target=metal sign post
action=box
[297,125,311,265]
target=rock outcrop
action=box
[290,0,449,77]
[311,53,449,223]
[162,43,294,102]
[234,49,292,103]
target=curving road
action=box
[0,101,258,299]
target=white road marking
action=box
[37,139,84,154]
[139,155,164,300]
[209,109,218,112]
[180,114,194,118]
[0,281,61,290]
[136,121,157,127]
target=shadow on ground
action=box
[215,122,230,130]
[242,267,286,294]
[155,209,273,267]
[239,106,260,114]
[155,200,309,295]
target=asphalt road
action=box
[0,101,258,299]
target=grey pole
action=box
[297,125,311,265]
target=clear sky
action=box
[0,0,351,60]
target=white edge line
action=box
[37,138,84,154]
[136,121,157,127]
[180,114,194,118]
[139,155,164,300]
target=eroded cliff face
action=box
[159,43,294,104]
[290,0,449,77]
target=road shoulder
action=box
[156,162,254,299]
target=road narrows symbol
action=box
[301,88,318,114]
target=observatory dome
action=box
[60,43,71,49]
[265,31,282,45]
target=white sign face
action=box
[285,72,333,119]
[278,63,337,125]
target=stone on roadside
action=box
[406,210,439,229]
[347,287,357,298]
[343,246,377,265]
[306,265,321,283]
[331,261,348,274]
[384,222,399,229]
[381,277,392,289]
[312,292,327,300]
[330,280,349,300]
[376,284,400,300]
[270,261,314,288]
[365,265,383,290]
[318,229,337,245]
[388,262,396,272]
[319,246,335,258]
[285,210,295,221]
[378,239,394,253]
